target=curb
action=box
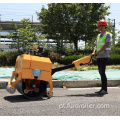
[51,80,120,88]
[0,79,120,89]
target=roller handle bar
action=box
[80,55,93,65]
[52,55,93,75]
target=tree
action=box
[7,18,45,52]
[37,3,110,51]
[7,21,20,51]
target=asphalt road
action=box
[0,87,120,116]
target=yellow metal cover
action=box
[15,54,52,72]
[21,68,52,81]
[30,55,52,71]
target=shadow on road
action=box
[67,93,105,97]
[4,95,47,103]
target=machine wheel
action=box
[43,90,53,99]
[47,91,53,99]
[16,79,48,99]
[6,85,16,94]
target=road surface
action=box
[0,87,120,116]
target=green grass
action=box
[1,64,120,71]
[70,64,98,71]
[69,64,120,71]
[0,66,14,68]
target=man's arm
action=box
[91,46,96,55]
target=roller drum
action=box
[16,79,48,99]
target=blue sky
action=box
[0,3,119,21]
[0,3,48,22]
[0,3,120,34]
[1,3,120,33]
[105,3,120,30]
[0,3,120,29]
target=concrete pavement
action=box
[0,78,120,116]
[0,87,120,116]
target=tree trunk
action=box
[85,40,86,49]
[17,39,20,52]
[74,40,78,51]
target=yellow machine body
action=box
[7,54,53,96]
[7,54,92,98]
[15,54,52,80]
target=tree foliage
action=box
[7,18,45,51]
[37,3,110,51]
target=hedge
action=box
[60,53,120,65]
[48,52,62,63]
[64,49,92,56]
[0,51,62,66]
[110,47,120,54]
[0,51,23,66]
[0,51,120,66]
[92,54,120,65]
[108,54,120,65]
[60,54,84,65]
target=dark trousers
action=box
[97,58,108,91]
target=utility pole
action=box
[31,15,33,28]
[0,14,1,50]
[113,19,115,28]
[113,19,115,46]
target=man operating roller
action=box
[91,20,112,94]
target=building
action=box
[0,20,82,52]
[0,20,41,51]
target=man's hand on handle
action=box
[91,53,98,57]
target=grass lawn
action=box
[52,63,120,71]
[1,64,120,71]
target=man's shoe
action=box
[95,89,102,94]
[99,90,108,94]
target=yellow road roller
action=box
[6,45,92,99]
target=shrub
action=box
[77,49,93,55]
[60,54,84,65]
[110,47,120,54]
[108,54,120,65]
[48,52,62,63]
[0,51,23,66]
[64,48,75,56]
[92,54,120,65]
[64,49,92,56]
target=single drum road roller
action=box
[6,46,92,99]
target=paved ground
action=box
[0,87,120,116]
